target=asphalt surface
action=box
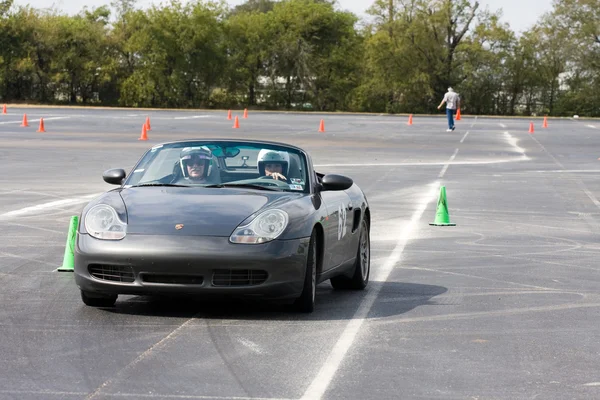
[1,107,600,399]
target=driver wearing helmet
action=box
[179,146,213,183]
[257,149,290,182]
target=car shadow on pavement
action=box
[101,281,447,321]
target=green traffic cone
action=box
[58,215,79,271]
[429,186,456,226]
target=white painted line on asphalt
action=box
[0,193,100,219]
[470,116,478,127]
[300,180,441,400]
[0,391,89,397]
[499,123,507,128]
[439,149,459,178]
[83,319,294,400]
[0,389,294,400]
[530,170,600,173]
[0,250,59,267]
[586,125,597,129]
[2,222,65,234]
[315,157,528,167]
[376,302,600,325]
[527,132,600,211]
[460,131,469,143]
[99,394,293,399]
[503,131,528,156]
[583,188,600,209]
[237,337,266,355]
[173,115,211,120]
[85,317,199,400]
[528,134,564,169]
[0,116,71,125]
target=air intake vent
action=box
[142,274,204,285]
[88,264,135,283]
[212,269,268,286]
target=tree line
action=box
[0,0,598,116]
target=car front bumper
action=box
[74,233,310,300]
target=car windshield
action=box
[123,140,310,193]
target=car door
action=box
[319,189,352,272]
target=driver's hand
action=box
[270,173,287,181]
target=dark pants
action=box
[446,108,456,129]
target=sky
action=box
[12,0,555,34]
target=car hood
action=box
[119,187,302,236]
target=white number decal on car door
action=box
[338,204,347,240]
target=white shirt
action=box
[443,91,460,109]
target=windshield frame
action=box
[122,139,313,194]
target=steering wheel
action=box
[254,176,290,188]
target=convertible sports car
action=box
[74,139,370,312]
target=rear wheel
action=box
[293,231,317,313]
[81,290,117,307]
[330,218,370,290]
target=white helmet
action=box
[257,149,289,176]
[179,146,213,179]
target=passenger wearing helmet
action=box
[179,146,213,183]
[257,149,289,182]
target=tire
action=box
[293,231,317,313]
[330,218,370,290]
[81,290,118,307]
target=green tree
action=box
[264,0,362,110]
[225,10,270,106]
[119,0,226,107]
[549,0,600,116]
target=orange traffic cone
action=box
[233,116,240,128]
[145,116,151,131]
[2,104,6,114]
[529,122,534,134]
[243,108,248,119]
[319,119,325,132]
[227,110,232,120]
[456,108,461,120]
[21,114,29,127]
[138,124,148,140]
[542,116,548,128]
[407,114,413,125]
[37,118,45,132]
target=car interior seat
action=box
[205,156,221,184]
[287,154,303,181]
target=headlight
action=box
[84,204,127,240]
[230,209,288,244]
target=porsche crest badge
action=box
[175,224,184,230]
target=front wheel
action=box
[293,231,317,313]
[330,218,370,290]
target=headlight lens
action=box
[230,209,288,244]
[84,204,127,240]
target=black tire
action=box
[330,218,370,290]
[293,231,317,313]
[81,290,117,307]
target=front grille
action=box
[212,269,268,286]
[142,274,204,285]
[88,264,135,283]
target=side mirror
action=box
[321,174,353,191]
[103,168,126,185]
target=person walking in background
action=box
[437,87,461,131]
